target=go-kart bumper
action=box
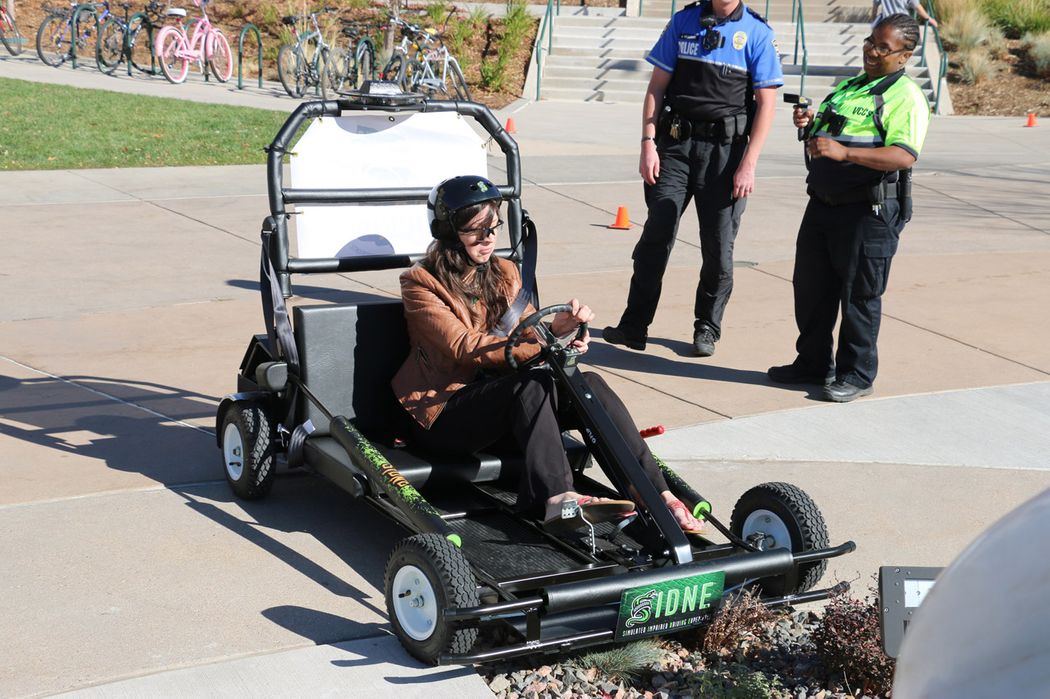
[440,541,855,664]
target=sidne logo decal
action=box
[616,571,726,639]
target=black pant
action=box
[619,134,748,339]
[406,369,669,513]
[792,197,904,388]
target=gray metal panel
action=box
[293,300,409,436]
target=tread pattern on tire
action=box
[385,533,479,664]
[222,402,275,500]
[730,481,830,595]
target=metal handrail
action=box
[238,23,262,89]
[918,0,946,112]
[534,0,555,100]
[793,0,808,96]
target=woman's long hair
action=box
[422,201,510,330]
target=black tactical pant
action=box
[619,133,748,339]
[792,197,904,389]
[406,368,669,514]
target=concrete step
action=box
[541,85,644,102]
[549,45,651,59]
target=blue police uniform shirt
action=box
[647,1,783,121]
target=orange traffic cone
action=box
[609,206,632,229]
[505,117,517,134]
[1026,111,1038,127]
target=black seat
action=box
[292,299,588,489]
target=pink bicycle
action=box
[154,0,232,84]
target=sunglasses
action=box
[459,219,504,240]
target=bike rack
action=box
[124,11,157,77]
[69,1,99,69]
[237,23,262,90]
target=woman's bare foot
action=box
[544,492,634,523]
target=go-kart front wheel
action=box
[730,482,829,596]
[385,534,479,664]
[219,401,276,500]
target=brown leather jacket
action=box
[391,257,539,429]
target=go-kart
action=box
[215,90,855,665]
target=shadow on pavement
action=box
[225,280,396,304]
[0,370,406,654]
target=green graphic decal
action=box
[616,571,725,640]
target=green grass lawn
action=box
[0,78,289,170]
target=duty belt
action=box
[808,180,893,207]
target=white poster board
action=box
[289,111,488,259]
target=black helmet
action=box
[427,175,502,241]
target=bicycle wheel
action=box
[318,46,338,99]
[0,9,24,55]
[277,43,306,97]
[155,25,189,83]
[382,53,402,82]
[95,19,124,74]
[36,14,70,66]
[207,30,232,82]
[127,19,155,74]
[354,39,375,90]
[448,59,471,101]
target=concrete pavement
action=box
[1,58,1049,697]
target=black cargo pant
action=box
[792,196,904,389]
[619,132,748,340]
[406,368,669,515]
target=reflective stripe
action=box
[677,55,748,73]
[812,130,883,146]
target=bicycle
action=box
[0,1,25,55]
[319,19,376,98]
[153,0,231,84]
[276,7,339,98]
[408,40,470,101]
[36,1,103,67]
[95,0,164,75]
[381,15,428,91]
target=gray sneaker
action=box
[693,327,716,357]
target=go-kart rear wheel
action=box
[730,482,829,596]
[220,401,276,500]
[385,533,478,664]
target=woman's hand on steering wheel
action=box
[551,299,594,353]
[505,302,592,370]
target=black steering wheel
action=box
[505,304,588,370]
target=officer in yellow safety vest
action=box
[768,13,930,402]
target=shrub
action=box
[942,6,995,51]
[425,1,449,28]
[812,588,895,696]
[957,48,995,82]
[572,639,667,681]
[981,0,1050,37]
[700,589,776,655]
[479,54,507,90]
[1023,30,1050,75]
[467,5,489,27]
[684,664,783,699]
[931,0,977,24]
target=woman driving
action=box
[391,175,705,534]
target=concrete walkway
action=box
[1,57,1049,697]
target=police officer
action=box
[603,0,782,357]
[768,14,930,402]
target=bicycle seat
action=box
[119,2,131,9]
[166,7,186,17]
[281,14,297,25]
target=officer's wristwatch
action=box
[641,136,655,143]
